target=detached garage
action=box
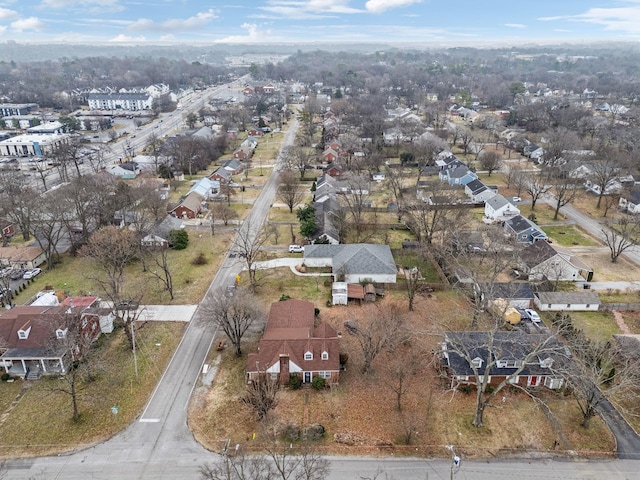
[534,291,601,312]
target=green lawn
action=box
[565,311,621,342]
[543,226,600,247]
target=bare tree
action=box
[383,344,422,412]
[29,190,69,269]
[234,219,268,290]
[200,452,274,480]
[556,313,640,428]
[149,247,174,300]
[338,173,372,242]
[348,302,408,374]
[589,149,626,209]
[211,202,239,228]
[601,216,640,263]
[203,288,263,356]
[385,167,405,219]
[550,174,581,220]
[281,145,313,180]
[442,330,568,428]
[264,438,330,480]
[404,193,469,246]
[46,312,102,421]
[276,169,306,213]
[0,170,36,241]
[242,371,279,421]
[478,150,503,177]
[525,174,551,210]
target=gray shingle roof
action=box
[536,291,600,305]
[304,244,396,276]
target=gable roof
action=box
[520,240,558,268]
[465,179,487,194]
[486,194,512,211]
[536,291,600,305]
[490,282,535,300]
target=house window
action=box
[319,371,331,379]
[304,351,313,361]
[548,304,552,308]
[18,330,27,339]
[321,351,329,360]
[56,328,67,339]
[470,357,483,369]
[270,373,278,381]
[82,318,88,328]
[586,304,590,308]
[567,304,571,308]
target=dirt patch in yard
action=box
[188,294,615,459]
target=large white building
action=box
[0,133,70,157]
[87,92,154,111]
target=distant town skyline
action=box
[0,1,639,45]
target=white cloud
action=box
[259,0,362,19]
[40,0,120,8]
[0,7,18,21]
[365,0,423,14]
[539,3,640,35]
[109,33,146,42]
[504,23,526,29]
[160,34,176,41]
[11,16,46,32]
[215,23,272,43]
[127,9,217,32]
[0,25,6,35]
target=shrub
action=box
[314,308,320,317]
[191,252,208,265]
[458,384,473,394]
[288,374,302,390]
[311,375,326,390]
[279,294,291,301]
[1,373,9,382]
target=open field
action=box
[189,294,615,458]
[563,311,621,342]
[0,321,185,459]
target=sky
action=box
[0,0,640,45]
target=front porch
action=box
[2,351,67,379]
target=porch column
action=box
[20,359,26,372]
[59,358,66,374]
[40,359,46,373]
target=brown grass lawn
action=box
[189,294,614,458]
[0,321,185,459]
[580,252,637,282]
[16,232,232,306]
[565,311,621,342]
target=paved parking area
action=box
[98,303,198,322]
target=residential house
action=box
[372,173,386,182]
[440,165,478,186]
[314,174,340,204]
[0,246,46,270]
[107,162,140,180]
[519,240,593,282]
[222,159,244,175]
[523,144,544,161]
[435,153,465,171]
[168,191,203,219]
[464,179,495,203]
[618,187,640,214]
[209,167,232,184]
[322,148,339,164]
[141,215,184,249]
[247,128,265,137]
[504,215,547,244]
[233,145,253,160]
[323,162,344,177]
[312,197,341,244]
[0,305,103,379]
[0,219,15,241]
[188,177,218,200]
[484,194,520,221]
[441,331,567,390]
[534,291,600,312]
[304,244,397,284]
[246,299,340,385]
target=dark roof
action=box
[465,179,486,193]
[489,282,535,300]
[505,214,535,234]
[520,240,558,268]
[444,331,567,378]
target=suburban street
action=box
[2,110,298,479]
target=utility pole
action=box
[446,445,460,480]
[131,315,138,379]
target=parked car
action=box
[288,245,304,253]
[10,269,25,280]
[512,196,522,202]
[23,268,42,280]
[523,308,541,323]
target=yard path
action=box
[612,311,632,335]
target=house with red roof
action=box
[246,299,340,386]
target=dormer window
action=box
[18,326,31,339]
[540,357,554,368]
[470,357,483,369]
[304,351,313,361]
[56,328,68,339]
[321,351,329,360]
